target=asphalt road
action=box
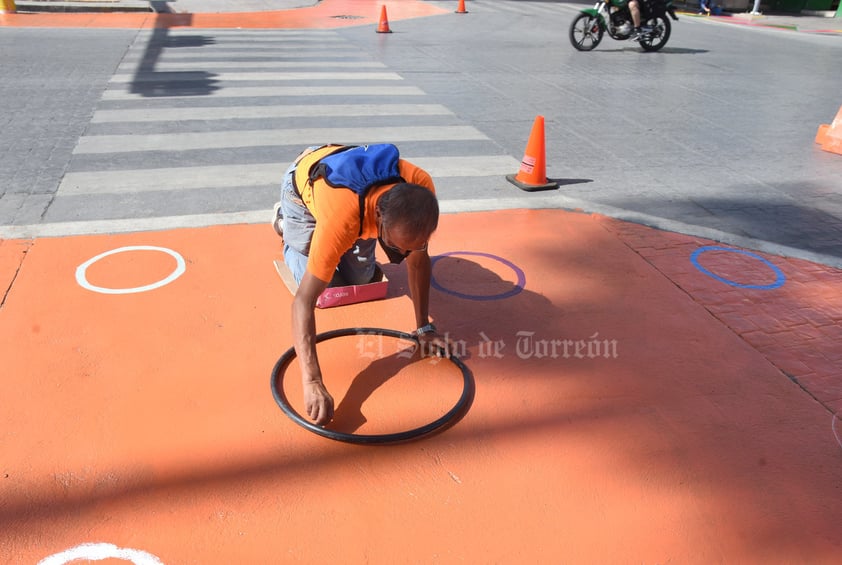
[2,0,842,266]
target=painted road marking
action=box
[126,32,348,44]
[58,156,520,196]
[38,543,163,565]
[118,49,365,60]
[75,246,186,294]
[690,246,786,290]
[110,71,404,83]
[72,126,486,154]
[39,27,537,238]
[99,85,427,100]
[431,251,526,301]
[115,61,388,71]
[90,104,452,123]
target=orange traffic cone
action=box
[376,5,392,33]
[456,0,468,14]
[506,115,558,192]
[815,105,842,156]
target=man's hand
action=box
[304,380,334,425]
[292,271,333,426]
[416,327,453,359]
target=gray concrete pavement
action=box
[2,0,842,268]
[0,27,139,224]
[354,2,842,265]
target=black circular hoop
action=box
[271,327,474,445]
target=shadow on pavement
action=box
[130,17,221,97]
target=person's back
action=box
[281,144,435,286]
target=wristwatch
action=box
[415,323,437,336]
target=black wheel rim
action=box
[270,327,475,445]
[571,15,600,50]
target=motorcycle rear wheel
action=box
[639,15,671,52]
[569,13,604,51]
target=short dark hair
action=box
[377,183,439,237]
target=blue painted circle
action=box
[690,246,786,290]
[430,251,526,301]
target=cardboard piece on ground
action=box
[273,259,388,309]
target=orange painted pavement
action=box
[0,0,448,29]
[2,209,842,563]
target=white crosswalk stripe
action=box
[100,85,428,100]
[90,104,453,123]
[114,61,390,71]
[116,49,366,59]
[109,71,406,83]
[51,27,524,231]
[59,156,520,196]
[74,126,491,153]
[461,0,580,16]
[118,50,366,60]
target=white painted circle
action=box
[76,246,186,295]
[38,542,164,565]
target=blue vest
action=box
[305,144,405,236]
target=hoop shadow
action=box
[272,329,475,445]
[330,347,473,438]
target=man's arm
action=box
[406,250,450,356]
[406,249,432,329]
[292,271,334,425]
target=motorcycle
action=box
[569,0,679,52]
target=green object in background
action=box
[804,0,833,10]
[771,0,805,12]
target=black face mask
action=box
[378,235,410,264]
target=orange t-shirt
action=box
[299,159,435,283]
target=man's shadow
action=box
[328,348,425,433]
[383,254,563,353]
[327,255,563,434]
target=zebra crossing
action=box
[45,27,528,235]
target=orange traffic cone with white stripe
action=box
[456,0,468,13]
[506,115,559,192]
[815,105,842,155]
[376,5,392,33]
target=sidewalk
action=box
[686,9,842,33]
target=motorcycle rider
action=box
[629,0,652,40]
